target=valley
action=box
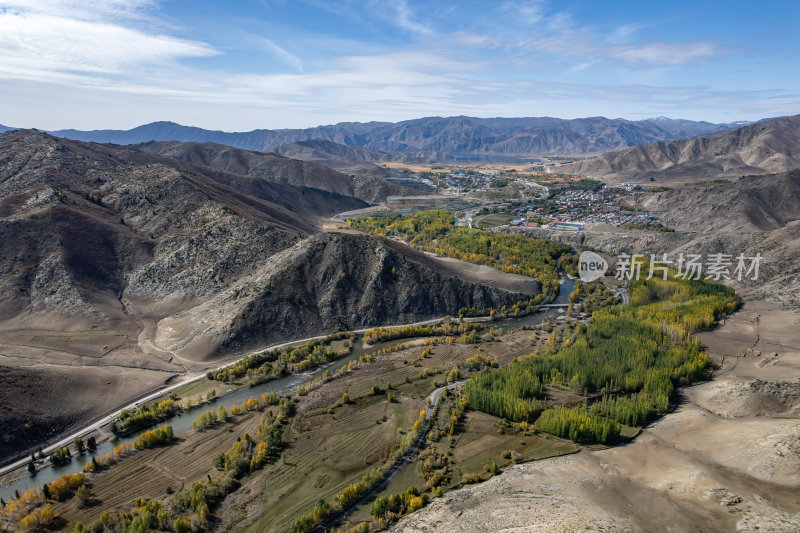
[0,283,583,532]
[0,114,798,533]
[2,1,799,531]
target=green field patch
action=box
[243,397,419,532]
[476,214,514,229]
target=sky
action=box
[0,0,798,130]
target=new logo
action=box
[578,251,608,282]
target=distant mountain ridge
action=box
[132,140,415,203]
[270,139,416,169]
[30,116,754,158]
[559,115,800,182]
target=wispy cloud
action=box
[0,0,217,82]
[1,0,158,22]
[451,2,726,70]
[610,41,723,66]
[500,0,546,24]
[373,0,432,35]
[0,0,794,129]
[253,37,303,71]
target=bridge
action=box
[540,303,570,308]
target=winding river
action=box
[0,277,573,501]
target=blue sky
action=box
[0,0,797,130]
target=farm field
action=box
[1,312,600,533]
[345,410,579,527]
[217,329,560,532]
[475,213,514,229]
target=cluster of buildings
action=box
[501,184,662,230]
[443,170,498,190]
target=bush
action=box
[132,425,174,449]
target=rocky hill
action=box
[0,128,536,355]
[560,115,800,182]
[132,140,413,204]
[42,116,748,157]
[638,171,800,232]
[155,232,538,360]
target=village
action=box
[427,165,668,233]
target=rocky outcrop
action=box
[154,232,539,360]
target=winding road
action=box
[0,317,452,478]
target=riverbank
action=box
[387,300,800,532]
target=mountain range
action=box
[560,115,800,182]
[0,129,531,356]
[0,116,754,158]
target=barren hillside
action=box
[132,140,417,203]
[560,115,800,182]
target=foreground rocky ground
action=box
[390,301,800,532]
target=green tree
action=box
[75,485,91,508]
[173,518,190,533]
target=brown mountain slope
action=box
[560,115,800,183]
[155,232,539,360]
[133,140,415,204]
[270,139,398,169]
[638,171,800,232]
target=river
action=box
[0,276,574,501]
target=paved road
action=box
[313,381,465,532]
[0,317,456,477]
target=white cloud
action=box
[0,0,791,130]
[501,0,546,24]
[0,1,217,82]
[1,0,155,18]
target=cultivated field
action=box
[388,301,800,532]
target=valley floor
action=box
[388,300,800,532]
